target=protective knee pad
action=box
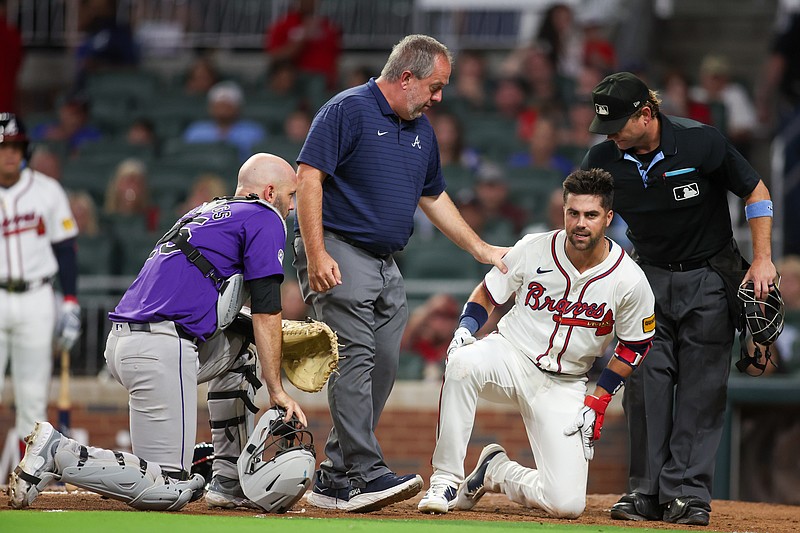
[207,342,261,479]
[54,440,204,511]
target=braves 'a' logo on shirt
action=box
[524,281,615,336]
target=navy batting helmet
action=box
[0,113,30,160]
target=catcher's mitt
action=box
[281,318,339,393]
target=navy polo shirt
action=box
[297,78,445,255]
[581,115,759,263]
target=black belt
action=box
[127,322,196,342]
[326,231,391,259]
[641,259,709,272]
[0,277,51,293]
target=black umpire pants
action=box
[624,265,734,505]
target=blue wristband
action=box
[596,368,626,395]
[744,200,773,220]
[458,302,488,335]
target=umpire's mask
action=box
[736,280,785,375]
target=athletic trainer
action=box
[294,34,508,512]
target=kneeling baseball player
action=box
[8,153,307,512]
[418,168,655,518]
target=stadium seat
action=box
[250,137,304,165]
[442,164,475,194]
[397,351,424,380]
[61,160,119,205]
[76,235,114,276]
[242,94,303,135]
[161,139,240,173]
[76,139,155,166]
[85,70,160,111]
[400,237,482,280]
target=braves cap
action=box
[589,72,650,135]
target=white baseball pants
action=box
[430,333,589,518]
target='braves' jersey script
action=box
[0,167,78,281]
[486,230,656,375]
[110,200,287,341]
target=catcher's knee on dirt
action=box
[54,440,204,511]
[207,342,261,479]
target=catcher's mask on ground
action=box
[736,280,785,375]
[237,406,315,513]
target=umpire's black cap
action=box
[589,72,650,135]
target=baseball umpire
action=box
[418,168,655,518]
[9,153,306,512]
[582,72,777,526]
[0,112,81,456]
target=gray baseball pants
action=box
[294,233,408,490]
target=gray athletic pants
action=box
[623,265,734,505]
[293,232,408,490]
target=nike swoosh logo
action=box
[536,267,553,274]
[377,131,388,136]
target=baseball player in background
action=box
[9,153,306,512]
[418,169,656,518]
[0,112,81,457]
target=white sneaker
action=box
[8,422,63,509]
[455,443,507,511]
[417,483,458,514]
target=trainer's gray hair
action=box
[380,34,453,81]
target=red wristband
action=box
[584,394,613,414]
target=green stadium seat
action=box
[161,140,240,174]
[442,164,475,194]
[400,237,482,280]
[397,351,425,380]
[61,160,119,205]
[76,139,155,166]
[250,137,304,165]
[85,71,160,110]
[76,235,114,275]
[242,94,303,135]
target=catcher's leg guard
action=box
[54,437,205,511]
[207,342,261,479]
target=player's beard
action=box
[567,229,602,252]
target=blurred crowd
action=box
[4,0,800,378]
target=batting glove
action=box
[447,326,476,357]
[563,394,613,461]
[56,299,82,352]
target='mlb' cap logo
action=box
[595,104,609,115]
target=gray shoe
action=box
[206,476,261,509]
[454,443,506,511]
[8,422,63,509]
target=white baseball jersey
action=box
[428,229,656,517]
[0,167,78,281]
[0,166,77,438]
[485,230,655,375]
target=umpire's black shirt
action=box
[581,115,760,264]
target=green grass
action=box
[0,511,696,532]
